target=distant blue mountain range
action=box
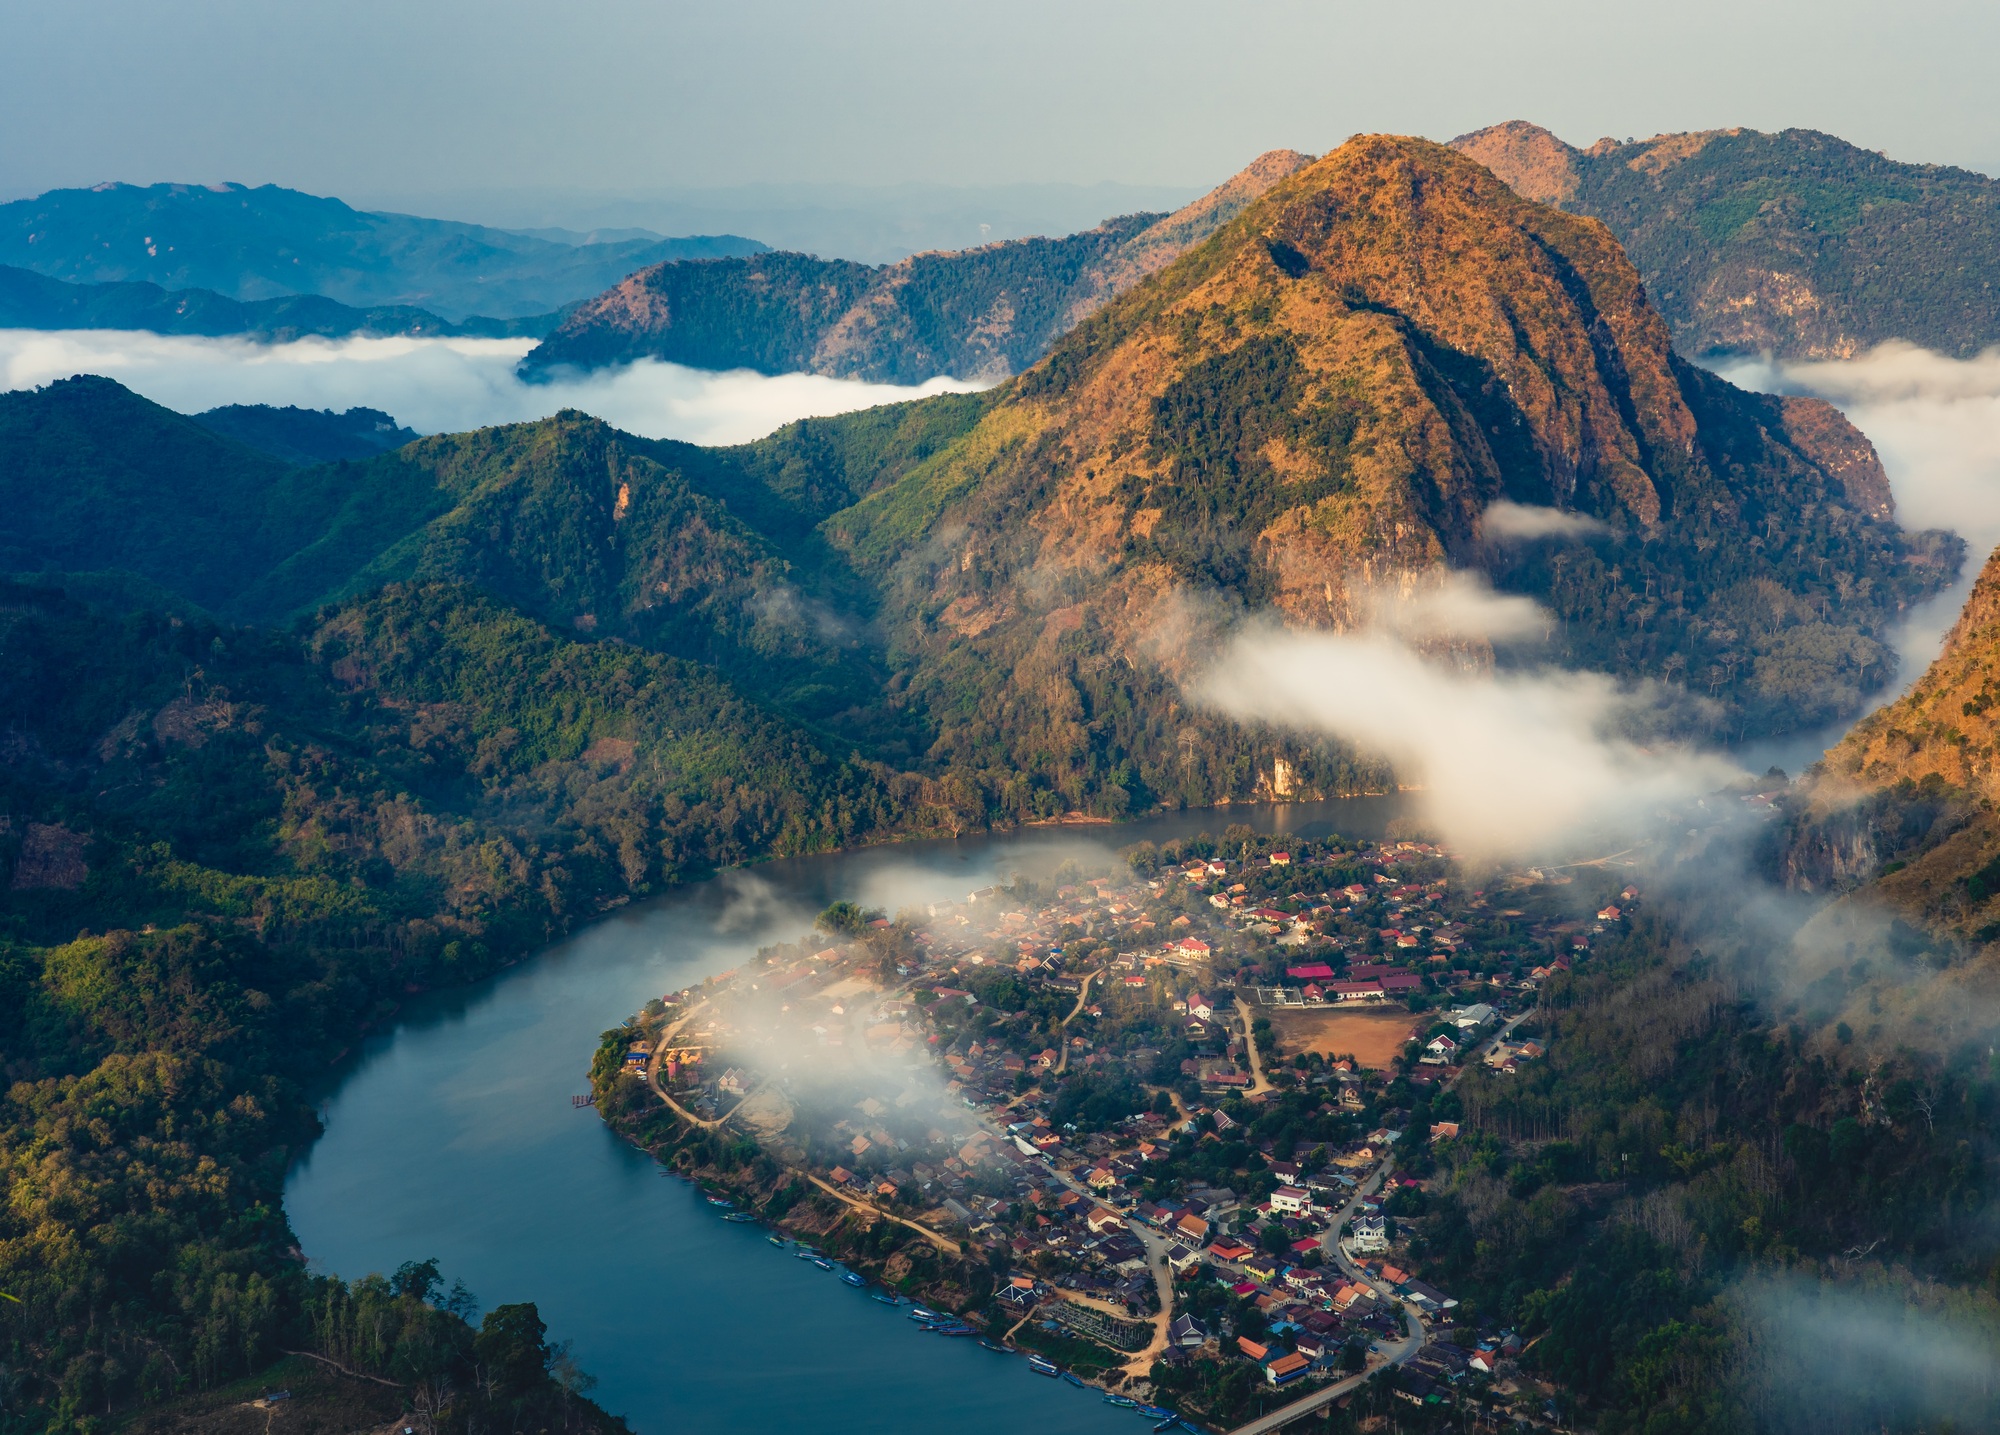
[0,181,766,324]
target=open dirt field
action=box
[1266,1006,1418,1066]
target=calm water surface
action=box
[285,799,1399,1433]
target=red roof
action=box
[1287,963,1337,980]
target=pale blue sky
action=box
[4,0,1993,211]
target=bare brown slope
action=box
[520,151,1313,382]
[825,135,1940,804]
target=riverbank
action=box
[287,798,1408,1435]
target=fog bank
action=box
[0,329,982,446]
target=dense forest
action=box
[1400,871,2000,1434]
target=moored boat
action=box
[705,1196,732,1208]
[768,1235,786,1247]
[840,1271,866,1287]
[872,1293,900,1305]
[811,1256,834,1270]
[1063,1371,1086,1387]
[1104,1393,1137,1407]
[907,1307,938,1321]
[1027,1355,1059,1377]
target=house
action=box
[1175,1212,1211,1244]
[1430,1121,1461,1141]
[1187,992,1215,1020]
[1168,1313,1209,1348]
[1286,963,1337,982]
[1166,1243,1202,1273]
[1269,1185,1309,1214]
[1086,1205,1125,1234]
[1596,904,1623,922]
[1269,851,1291,866]
[1266,1352,1311,1384]
[1236,1337,1270,1362]
[1449,1002,1496,1030]
[1423,1033,1458,1061]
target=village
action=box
[593,827,1637,1430]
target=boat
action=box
[795,1249,822,1261]
[841,1271,866,1288]
[1140,1408,1176,1421]
[907,1308,938,1322]
[1027,1356,1059,1377]
[811,1256,834,1271]
[1104,1394,1138,1408]
[768,1235,786,1247]
[705,1196,732,1208]
[872,1294,900,1306]
[1153,1420,1180,1434]
[979,1338,1007,1352]
[722,1212,756,1223]
[936,1326,976,1338]
[1062,1371,1086,1388]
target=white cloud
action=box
[0,329,984,446]
[1194,578,1738,862]
[1481,499,1609,543]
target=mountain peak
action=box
[1448,121,1582,204]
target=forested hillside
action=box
[1452,121,2000,359]
[522,150,1315,381]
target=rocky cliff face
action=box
[520,152,1315,383]
[1450,122,2000,360]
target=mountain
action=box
[1451,121,2000,359]
[519,150,1316,381]
[0,262,555,340]
[190,403,420,466]
[804,133,1951,779]
[0,181,768,320]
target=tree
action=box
[475,1302,550,1400]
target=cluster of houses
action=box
[627,835,1616,1410]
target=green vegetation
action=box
[1400,902,2000,1433]
[0,573,913,1425]
[1454,123,2000,359]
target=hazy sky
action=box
[5,0,1996,210]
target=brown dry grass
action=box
[1266,1006,1417,1065]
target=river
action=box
[285,798,1400,1433]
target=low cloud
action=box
[1480,499,1609,543]
[1719,342,2000,689]
[0,329,983,446]
[1193,576,1737,862]
[1729,1271,2000,1433]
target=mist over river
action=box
[285,799,1399,1434]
